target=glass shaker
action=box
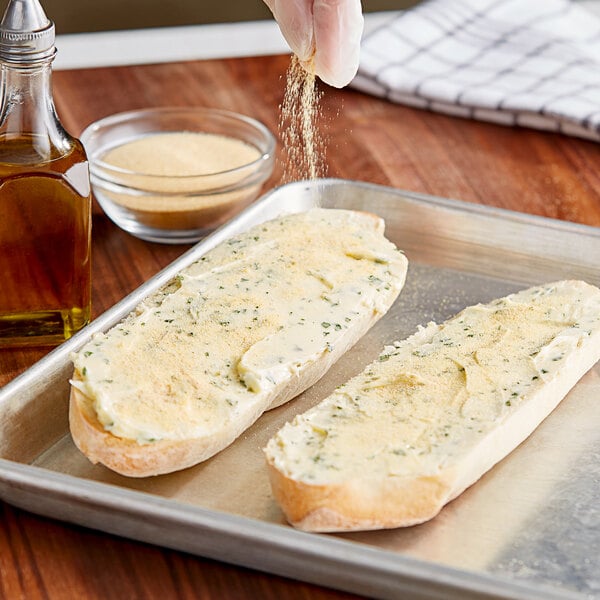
[0,0,92,346]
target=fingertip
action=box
[313,56,360,88]
[269,0,316,62]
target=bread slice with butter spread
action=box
[69,208,408,477]
[264,280,600,532]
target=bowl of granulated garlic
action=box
[81,107,276,243]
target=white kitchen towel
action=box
[351,0,600,141]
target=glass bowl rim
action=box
[80,106,276,182]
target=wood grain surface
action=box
[1,52,599,599]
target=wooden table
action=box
[1,52,600,599]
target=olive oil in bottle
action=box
[0,0,92,346]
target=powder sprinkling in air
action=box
[279,55,328,184]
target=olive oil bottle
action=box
[0,0,92,346]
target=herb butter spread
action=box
[71,208,407,444]
[266,281,600,485]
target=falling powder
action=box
[279,55,328,183]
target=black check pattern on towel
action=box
[352,0,600,141]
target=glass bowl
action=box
[80,107,276,243]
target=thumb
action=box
[312,0,364,88]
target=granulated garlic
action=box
[102,132,261,193]
[279,55,327,183]
[98,132,262,230]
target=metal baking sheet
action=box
[1,179,599,600]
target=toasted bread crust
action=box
[266,459,455,531]
[69,374,254,477]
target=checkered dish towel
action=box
[351,0,600,141]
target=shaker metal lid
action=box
[0,0,55,63]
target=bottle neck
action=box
[0,58,72,161]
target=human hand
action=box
[263,0,364,88]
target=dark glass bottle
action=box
[0,0,92,346]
